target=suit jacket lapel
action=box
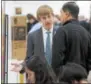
[38,28,44,57]
[37,26,57,63]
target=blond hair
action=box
[37,5,53,20]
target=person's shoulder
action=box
[28,28,42,36]
[36,22,42,26]
[63,21,82,30]
[56,26,67,35]
[32,22,42,28]
[56,25,65,31]
[63,22,74,27]
[29,22,42,33]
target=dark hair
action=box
[59,63,87,84]
[25,56,52,84]
[62,2,79,19]
[27,14,37,21]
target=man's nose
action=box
[46,18,50,22]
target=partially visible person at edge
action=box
[58,63,88,84]
[27,14,38,33]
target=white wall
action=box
[76,1,91,19]
[3,1,68,17]
[3,1,91,19]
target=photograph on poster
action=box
[13,27,26,40]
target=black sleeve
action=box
[88,23,91,35]
[52,28,67,75]
[87,34,91,72]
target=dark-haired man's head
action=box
[59,63,88,84]
[60,2,79,24]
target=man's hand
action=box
[11,61,23,72]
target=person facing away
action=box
[11,5,59,75]
[58,63,88,84]
[52,2,91,76]
[25,55,54,84]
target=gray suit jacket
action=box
[25,26,58,63]
[20,25,59,73]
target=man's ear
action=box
[65,11,70,17]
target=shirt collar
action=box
[42,25,53,33]
[63,19,78,25]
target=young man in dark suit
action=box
[25,5,58,66]
[52,2,91,76]
[11,5,58,78]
